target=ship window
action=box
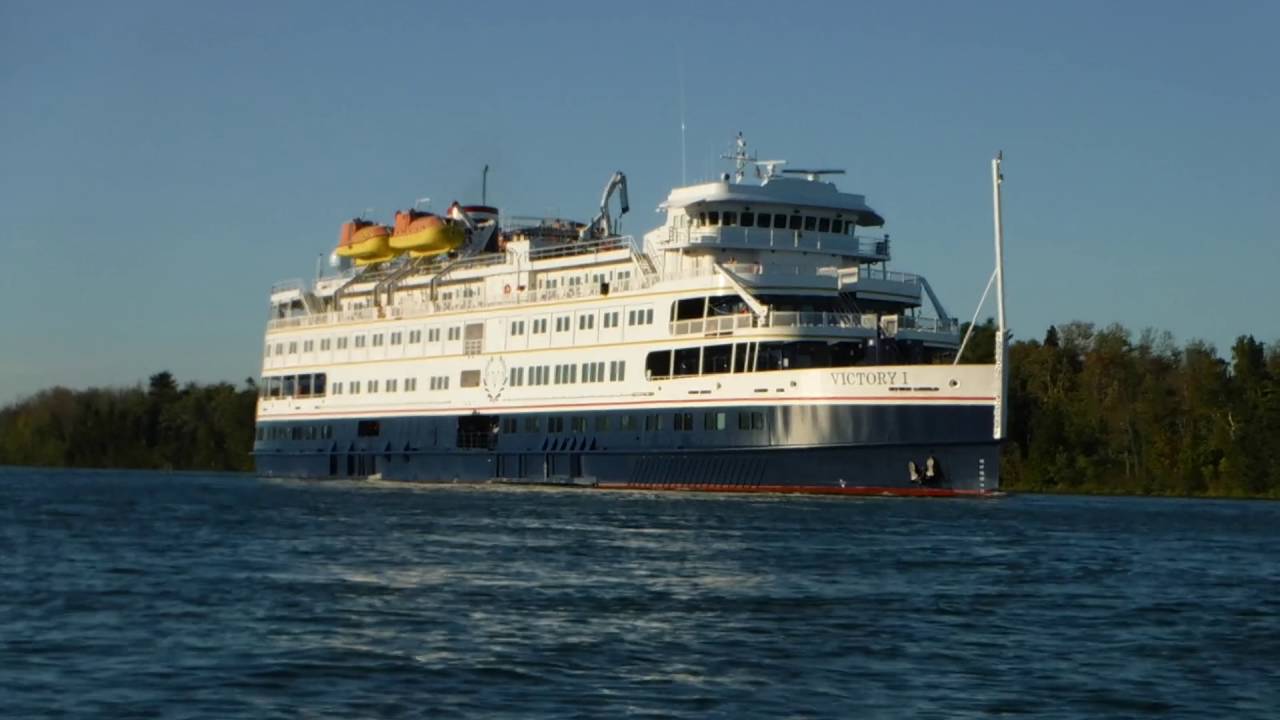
[386,379,398,392]
[818,217,831,233]
[368,379,379,393]
[756,342,785,371]
[460,370,480,388]
[673,347,700,377]
[773,213,787,229]
[609,360,626,381]
[298,375,312,397]
[548,416,564,433]
[722,211,736,226]
[831,219,844,234]
[707,211,719,226]
[645,350,671,379]
[282,376,296,396]
[525,416,541,432]
[702,344,732,375]
[804,216,817,231]
[753,412,765,430]
[674,412,693,431]
[288,342,298,354]
[571,417,586,432]
[264,345,272,357]
[789,214,802,230]
[447,327,461,341]
[674,297,705,321]
[740,211,755,227]
[357,420,380,437]
[697,212,706,226]
[372,334,384,347]
[266,377,281,398]
[350,380,361,394]
[620,415,637,431]
[595,416,609,432]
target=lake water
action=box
[1,467,1277,718]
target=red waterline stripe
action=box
[595,483,1002,498]
[261,395,998,420]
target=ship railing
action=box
[897,316,960,333]
[668,311,865,336]
[657,261,842,284]
[840,266,921,284]
[668,227,891,258]
[264,248,663,333]
[270,278,304,295]
[765,311,865,329]
[527,235,633,262]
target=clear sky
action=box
[2,0,1277,403]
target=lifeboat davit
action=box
[388,210,465,257]
[335,220,395,263]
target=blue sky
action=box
[1,1,1277,402]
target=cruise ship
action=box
[254,136,1009,496]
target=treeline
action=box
[2,325,1279,497]
[962,320,1280,498]
[0,372,257,472]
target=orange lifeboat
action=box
[389,210,465,257]
[335,220,395,264]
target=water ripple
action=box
[1,467,1278,718]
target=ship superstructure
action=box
[254,137,1006,495]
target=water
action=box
[1,467,1277,718]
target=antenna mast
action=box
[482,164,489,205]
[721,132,755,183]
[679,63,687,185]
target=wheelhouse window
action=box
[741,211,755,226]
[773,213,787,229]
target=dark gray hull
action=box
[253,403,1001,496]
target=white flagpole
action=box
[992,152,1008,440]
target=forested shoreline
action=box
[2,323,1278,497]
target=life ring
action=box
[503,284,512,294]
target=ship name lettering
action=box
[829,370,907,386]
